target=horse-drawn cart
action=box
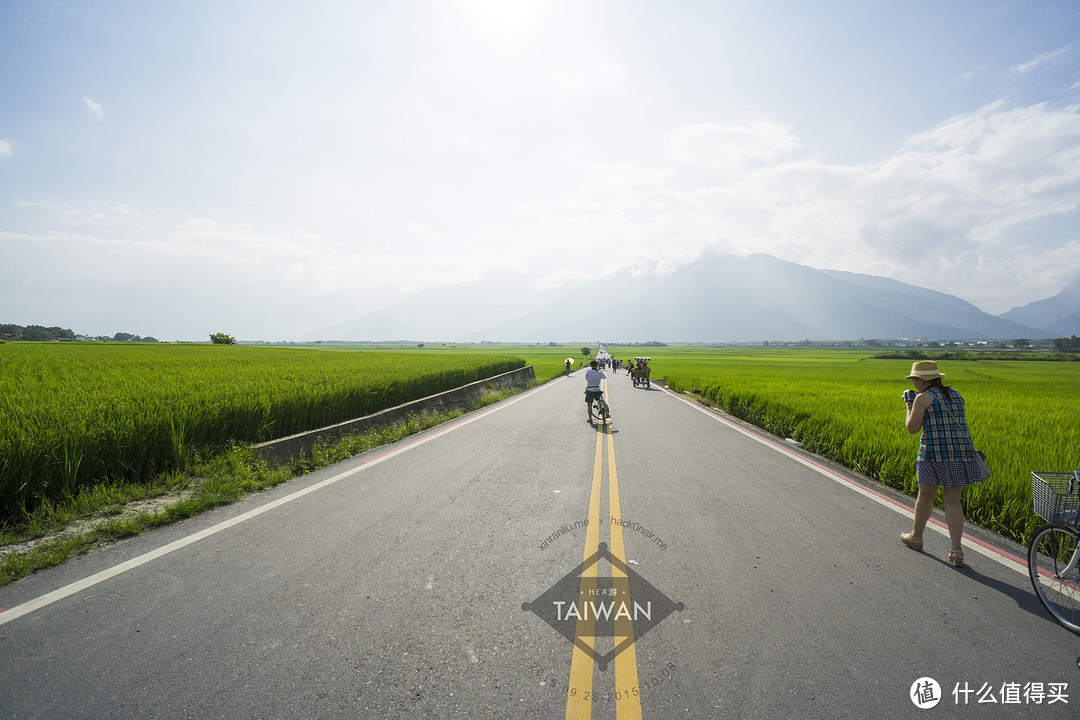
[632,357,651,388]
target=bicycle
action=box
[1028,471,1080,634]
[592,394,610,426]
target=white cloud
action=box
[0,198,531,327]
[1010,45,1072,75]
[713,101,1080,311]
[669,118,801,172]
[83,97,105,119]
[0,139,11,158]
[517,101,1080,314]
[7,93,1080,334]
[41,99,1061,320]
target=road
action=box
[1,369,1077,719]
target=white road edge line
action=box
[663,387,1030,577]
[0,379,558,627]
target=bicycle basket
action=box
[1032,471,1080,526]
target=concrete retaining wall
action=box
[253,365,536,464]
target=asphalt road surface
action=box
[1,369,1078,719]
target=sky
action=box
[2,0,1080,341]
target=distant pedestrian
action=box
[899,361,984,567]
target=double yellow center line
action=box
[566,380,643,720]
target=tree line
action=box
[0,324,158,343]
[1,324,77,341]
[1052,335,1080,351]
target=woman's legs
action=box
[941,485,965,554]
[911,483,939,540]
[908,483,966,562]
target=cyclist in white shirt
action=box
[584,360,606,423]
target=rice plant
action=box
[0,343,523,523]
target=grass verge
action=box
[0,385,526,587]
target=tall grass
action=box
[621,347,1080,545]
[0,343,523,523]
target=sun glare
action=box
[452,0,556,57]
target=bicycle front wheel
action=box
[1028,524,1080,634]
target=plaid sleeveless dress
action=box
[916,387,982,487]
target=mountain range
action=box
[302,253,1078,344]
[999,280,1080,336]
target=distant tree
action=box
[580,346,591,359]
[22,325,47,341]
[210,332,236,345]
[1013,338,1030,350]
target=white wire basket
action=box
[1032,471,1080,526]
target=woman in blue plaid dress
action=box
[899,361,983,567]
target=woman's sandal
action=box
[901,532,923,552]
[948,550,965,568]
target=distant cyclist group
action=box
[587,356,649,381]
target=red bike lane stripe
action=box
[663,387,1031,575]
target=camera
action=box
[903,389,916,403]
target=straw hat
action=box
[906,360,945,380]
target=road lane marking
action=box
[567,377,645,719]
[664,387,1032,576]
[565,427,604,719]
[607,423,644,720]
[0,380,555,628]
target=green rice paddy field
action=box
[2,342,1077,546]
[0,342,525,525]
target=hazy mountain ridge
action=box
[1000,278,1080,335]
[304,253,1072,343]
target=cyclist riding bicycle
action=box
[584,360,606,424]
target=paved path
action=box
[1,370,1076,719]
